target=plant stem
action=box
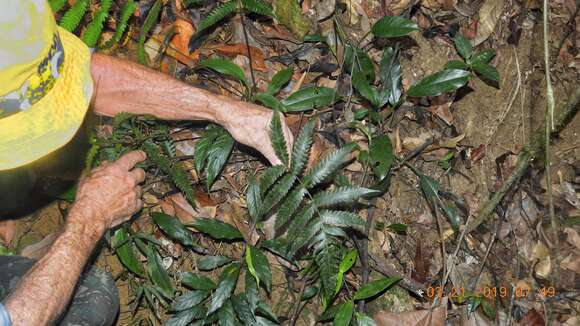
[240,13,257,96]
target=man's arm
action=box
[90,54,293,165]
[3,151,146,325]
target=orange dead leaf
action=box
[213,44,268,72]
[169,19,199,66]
[0,219,16,247]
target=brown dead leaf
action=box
[429,101,454,125]
[560,253,580,274]
[473,0,505,46]
[169,19,199,66]
[0,219,16,246]
[519,308,544,326]
[564,227,580,250]
[161,193,217,224]
[374,297,447,326]
[214,44,268,72]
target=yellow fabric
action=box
[0,1,93,171]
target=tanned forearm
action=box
[90,53,233,124]
[89,53,293,165]
[3,204,104,325]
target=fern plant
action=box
[197,0,275,32]
[247,114,380,307]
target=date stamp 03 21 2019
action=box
[424,285,557,300]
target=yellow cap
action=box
[0,0,94,170]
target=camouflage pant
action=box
[0,256,119,326]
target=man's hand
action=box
[220,103,294,165]
[72,151,147,232]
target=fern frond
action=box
[241,0,274,17]
[269,110,289,167]
[111,0,137,44]
[290,119,315,177]
[171,163,196,204]
[302,143,356,188]
[259,165,286,195]
[198,0,237,32]
[82,0,113,47]
[274,187,307,230]
[49,0,68,12]
[312,186,378,208]
[319,210,365,230]
[162,140,177,158]
[138,0,163,65]
[59,0,89,32]
[314,234,341,303]
[260,174,296,215]
[285,205,316,253]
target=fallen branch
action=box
[465,87,580,234]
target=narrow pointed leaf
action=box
[352,70,380,108]
[217,299,238,326]
[407,69,470,97]
[146,245,174,298]
[371,16,419,38]
[334,249,357,296]
[353,277,401,300]
[198,58,247,85]
[267,68,293,94]
[453,34,473,60]
[282,86,337,112]
[247,176,262,222]
[472,63,500,84]
[152,212,195,247]
[290,118,315,176]
[207,262,241,315]
[197,255,233,271]
[254,93,285,111]
[181,272,217,290]
[379,47,402,106]
[303,143,357,188]
[190,218,243,241]
[334,300,354,326]
[369,135,394,181]
[112,228,144,277]
[444,60,469,70]
[245,246,273,293]
[471,49,496,65]
[270,110,289,166]
[172,290,210,311]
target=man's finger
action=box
[115,151,147,171]
[130,168,146,184]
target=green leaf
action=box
[166,306,208,326]
[49,0,68,12]
[255,301,279,323]
[282,86,337,112]
[369,135,394,181]
[352,70,380,108]
[199,58,248,85]
[481,298,497,320]
[379,47,402,106]
[371,16,419,38]
[304,34,327,43]
[253,93,285,111]
[443,205,462,232]
[320,210,365,230]
[453,34,473,60]
[137,0,162,65]
[275,187,307,230]
[146,245,174,298]
[387,223,408,235]
[471,49,496,65]
[190,218,244,241]
[472,63,500,84]
[59,0,89,32]
[344,44,376,82]
[313,186,378,208]
[273,0,310,39]
[407,69,470,97]
[353,277,401,301]
[270,110,290,166]
[267,68,294,95]
[290,119,316,176]
[172,290,210,311]
[231,294,256,324]
[181,272,217,290]
[444,60,469,70]
[205,132,235,190]
[198,0,237,32]
[152,212,195,247]
[217,299,238,326]
[112,228,144,277]
[303,143,356,188]
[259,165,286,195]
[247,176,262,223]
[81,0,112,47]
[302,286,319,301]
[198,255,233,271]
[207,263,241,315]
[260,174,296,215]
[109,0,137,45]
[418,172,440,208]
[333,300,354,326]
[242,0,274,17]
[245,246,273,292]
[334,249,357,296]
